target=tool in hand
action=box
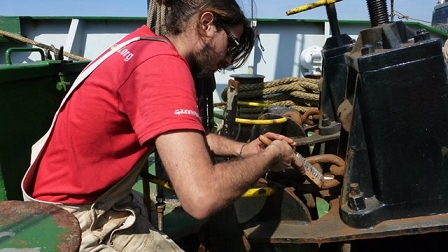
[258,135,324,188]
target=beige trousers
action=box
[59,191,183,251]
[23,155,184,251]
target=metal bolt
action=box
[350,183,361,194]
[416,29,426,35]
[321,113,331,127]
[361,44,375,55]
[348,183,366,211]
[156,202,166,231]
[414,29,430,43]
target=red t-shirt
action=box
[31,25,204,204]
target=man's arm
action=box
[205,132,296,157]
[154,130,294,219]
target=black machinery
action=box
[339,10,448,229]
[216,0,448,251]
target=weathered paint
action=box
[0,201,81,251]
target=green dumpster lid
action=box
[0,200,81,251]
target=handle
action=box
[5,47,45,65]
[286,0,342,16]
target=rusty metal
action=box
[290,132,340,147]
[243,198,448,245]
[156,202,166,231]
[337,99,353,132]
[319,113,341,135]
[223,79,240,139]
[250,106,307,142]
[303,154,345,190]
[0,200,81,251]
[305,154,345,176]
[301,108,320,125]
[347,183,366,211]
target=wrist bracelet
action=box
[239,143,248,157]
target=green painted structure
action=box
[0,49,89,200]
[0,200,81,251]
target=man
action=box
[22,0,298,250]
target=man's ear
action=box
[199,11,215,33]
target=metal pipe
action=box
[286,0,342,16]
[391,0,394,21]
[326,3,341,37]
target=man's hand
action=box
[240,132,296,157]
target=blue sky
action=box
[0,0,436,24]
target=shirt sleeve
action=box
[118,53,205,146]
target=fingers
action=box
[272,139,295,169]
[261,132,296,146]
[258,134,297,173]
[291,155,306,175]
[263,141,345,191]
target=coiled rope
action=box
[218,76,321,119]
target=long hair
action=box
[155,0,255,69]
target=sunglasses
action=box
[221,23,240,53]
[215,16,240,55]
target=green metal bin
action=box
[0,48,89,200]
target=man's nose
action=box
[224,55,233,67]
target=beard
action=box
[190,43,218,78]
